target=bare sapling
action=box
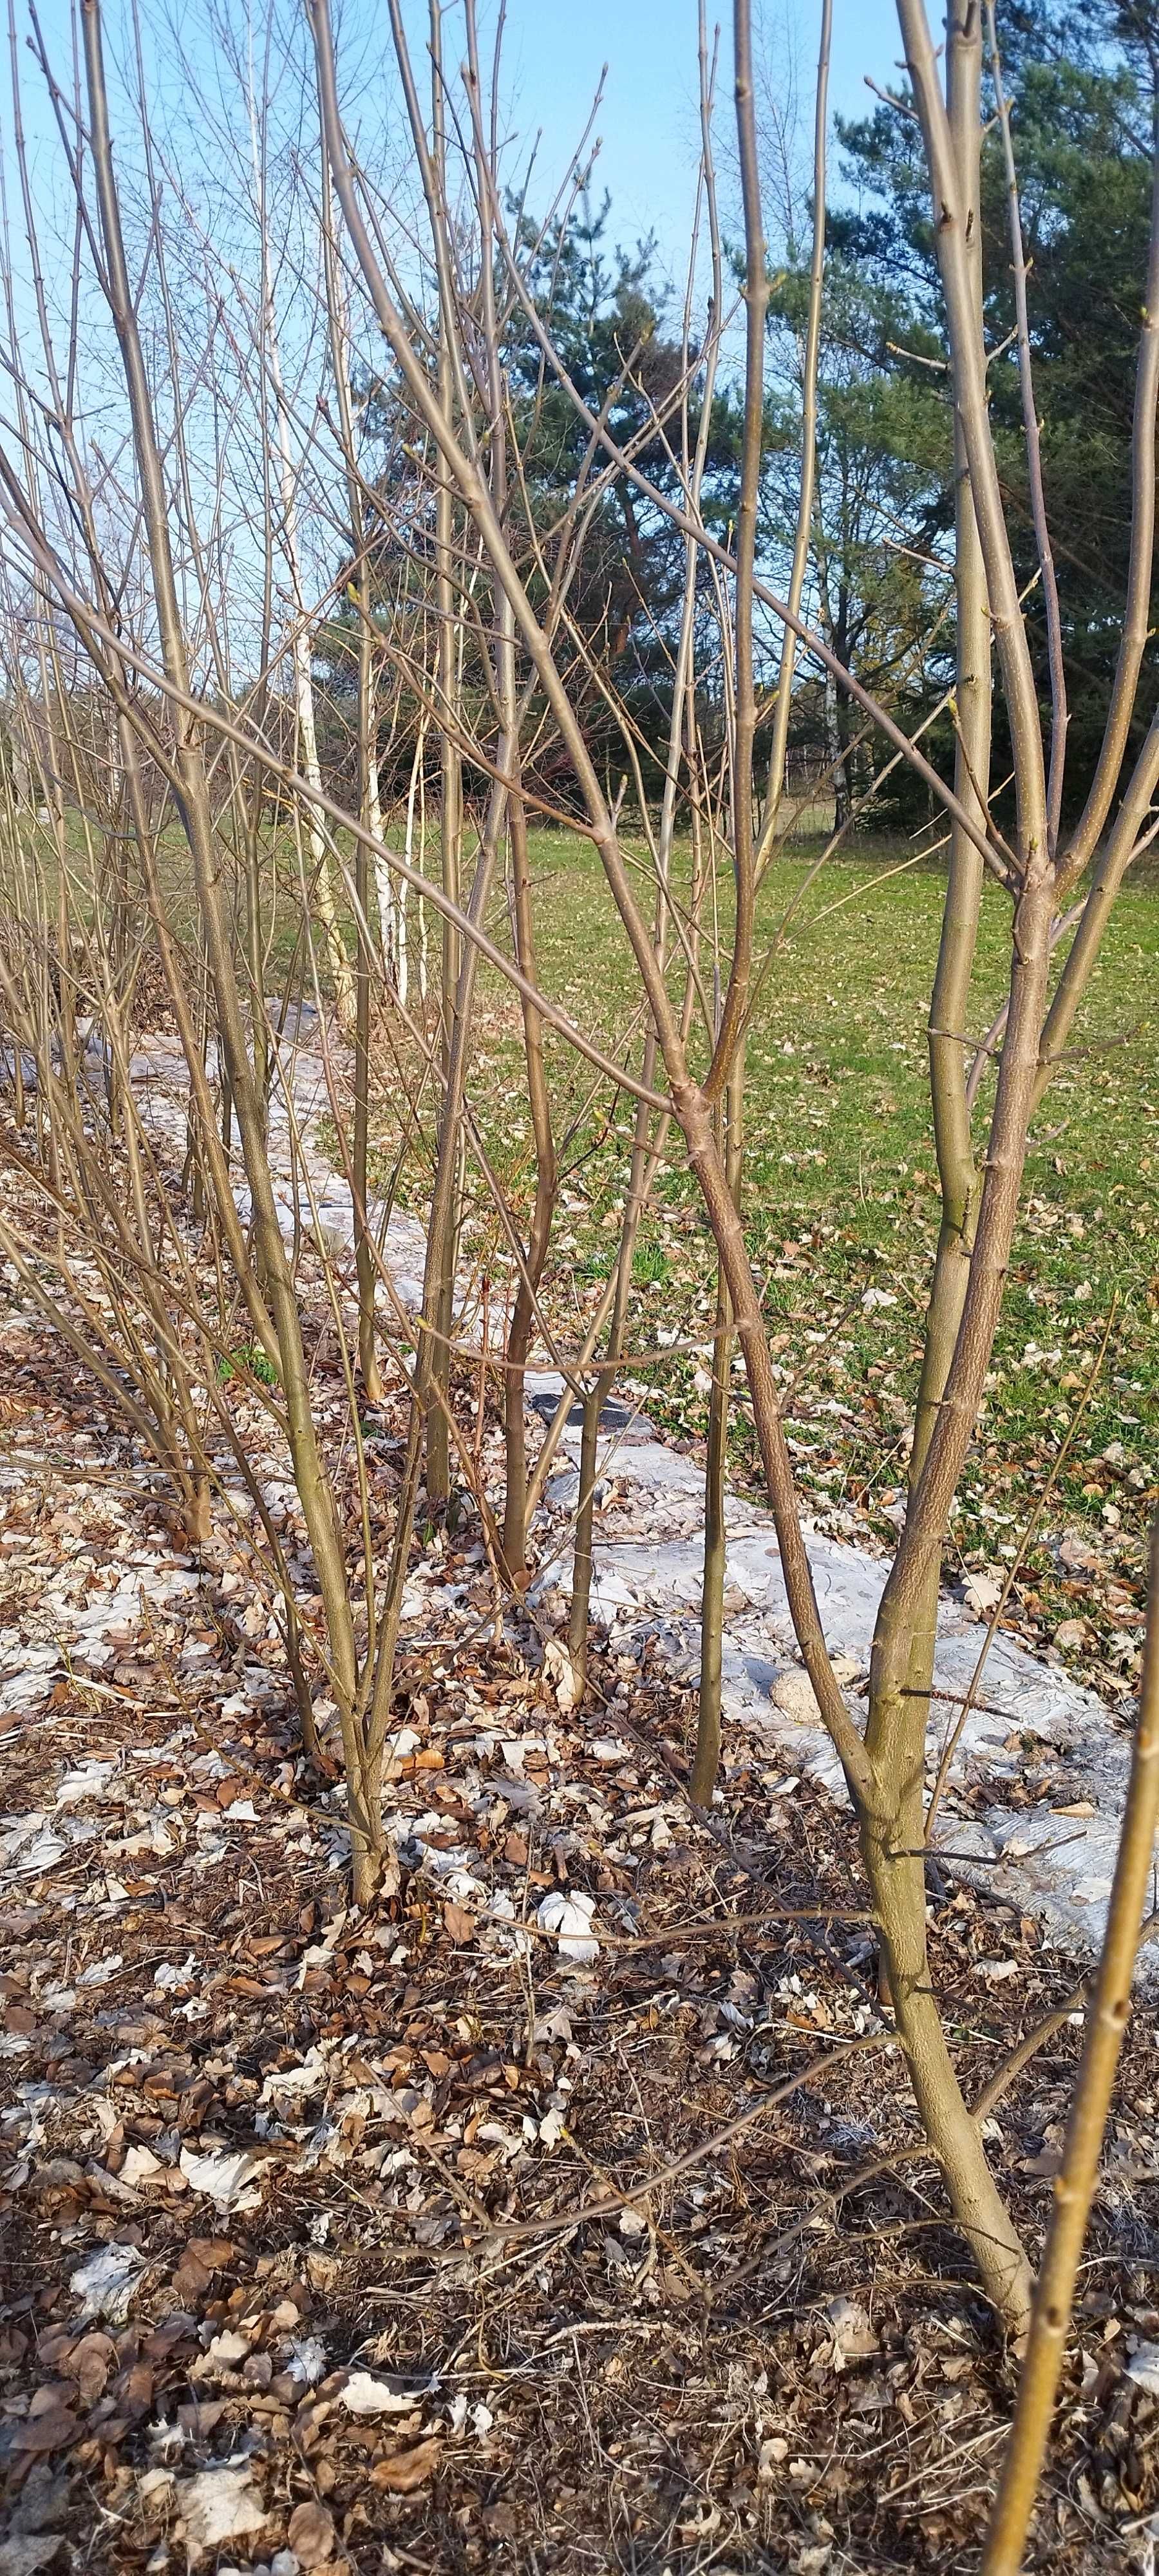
[320,170,384,1403]
[418,0,466,1512]
[303,0,1159,2329]
[500,786,558,1582]
[47,0,460,1901]
[980,1522,1159,2570]
[693,0,831,1804]
[3,0,1155,2370]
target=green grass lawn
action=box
[381,826,1158,1664]
[23,799,1156,1657]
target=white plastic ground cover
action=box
[531,1387,1138,1966]
[100,1022,1147,1973]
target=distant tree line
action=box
[306,0,1156,840]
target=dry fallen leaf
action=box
[69,2241,144,2323]
[287,2499,337,2566]
[543,1637,581,1710]
[824,2295,878,2362]
[536,1888,598,1963]
[59,2330,115,2407]
[13,2401,79,2456]
[338,2369,419,2417]
[769,1668,820,1724]
[963,1569,1003,1620]
[172,2235,236,2302]
[1125,2342,1159,2396]
[176,2465,267,2566]
[179,2142,267,2212]
[0,2541,65,2576]
[370,2437,442,2492]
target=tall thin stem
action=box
[757,0,831,864]
[981,1525,1159,2570]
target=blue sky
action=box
[2,0,910,471]
[493,0,905,290]
[8,3,907,306]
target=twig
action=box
[982,1522,1159,2566]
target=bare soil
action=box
[3,1328,1159,2574]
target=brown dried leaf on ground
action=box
[368,2436,442,2492]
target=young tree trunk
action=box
[502,792,556,1580]
[981,1522,1159,2566]
[692,1061,743,1804]
[251,108,353,1034]
[759,0,831,858]
[422,6,464,1509]
[353,698,383,1405]
[876,0,992,2003]
[323,169,383,1402]
[566,1374,601,1696]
